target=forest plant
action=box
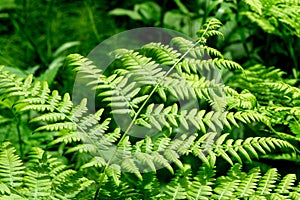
[0,18,299,199]
[228,65,300,163]
[0,142,94,199]
[109,0,236,38]
[240,0,300,73]
[241,0,300,37]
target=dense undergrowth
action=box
[0,0,300,199]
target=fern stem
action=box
[119,21,212,143]
[287,39,298,72]
[95,20,214,198]
[93,185,101,200]
[94,173,105,200]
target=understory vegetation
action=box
[0,0,299,199]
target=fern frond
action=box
[241,0,300,36]
[235,167,260,197]
[68,53,149,116]
[171,37,223,59]
[24,147,94,199]
[290,192,300,200]
[105,164,121,186]
[262,152,300,162]
[121,157,142,180]
[275,174,297,194]
[212,177,240,199]
[140,103,269,134]
[112,49,167,93]
[263,82,300,101]
[52,176,94,199]
[179,58,243,74]
[187,165,214,199]
[243,0,263,14]
[162,165,191,200]
[192,132,295,165]
[256,168,278,195]
[0,142,25,188]
[0,182,10,195]
[140,42,181,66]
[23,170,52,198]
[151,151,174,174]
[197,18,223,44]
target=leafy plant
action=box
[0,18,299,199]
[239,0,300,76]
[109,0,236,37]
[241,0,300,37]
[0,0,119,75]
[109,1,162,26]
[0,142,94,199]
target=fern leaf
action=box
[80,156,107,169]
[235,167,260,197]
[241,12,276,33]
[275,174,297,194]
[24,170,51,198]
[121,157,142,180]
[105,165,121,186]
[0,142,25,188]
[256,168,278,195]
[0,182,10,195]
[164,183,187,200]
[188,166,214,200]
[152,151,173,174]
[164,149,183,169]
[171,37,223,60]
[163,166,191,200]
[289,192,300,199]
[243,0,263,14]
[197,18,223,42]
[213,178,240,199]
[35,122,76,132]
[140,42,181,66]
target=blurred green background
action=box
[1,0,299,87]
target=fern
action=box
[241,0,300,37]
[150,163,300,199]
[0,18,299,199]
[0,142,25,189]
[0,143,93,199]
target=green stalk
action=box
[46,0,55,60]
[93,21,214,199]
[287,39,298,74]
[85,0,100,41]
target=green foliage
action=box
[0,0,124,97]
[0,18,299,199]
[241,0,300,37]
[228,64,300,148]
[238,0,300,74]
[0,142,94,199]
[109,1,161,26]
[109,0,236,37]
